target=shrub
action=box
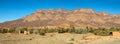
[110,27,120,32]
[75,29,83,34]
[14,29,21,34]
[58,28,68,33]
[29,29,34,34]
[68,27,75,33]
[20,28,28,33]
[69,38,74,41]
[91,28,111,36]
[2,29,8,33]
[46,28,57,33]
[8,29,16,33]
[33,29,39,34]
[39,32,45,36]
[0,28,2,33]
[75,29,89,34]
[39,29,46,36]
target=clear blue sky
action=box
[0,0,120,22]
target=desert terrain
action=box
[0,9,120,44]
[0,33,120,44]
[0,0,120,44]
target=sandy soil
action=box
[0,33,120,44]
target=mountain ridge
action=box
[0,8,120,28]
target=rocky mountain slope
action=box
[0,8,120,28]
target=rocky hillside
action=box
[0,8,120,28]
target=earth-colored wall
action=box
[112,32,120,36]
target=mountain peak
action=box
[36,9,47,13]
[73,8,95,13]
[96,12,109,16]
[0,8,120,28]
[23,8,110,22]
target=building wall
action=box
[112,32,120,36]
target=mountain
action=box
[0,8,120,28]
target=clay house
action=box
[24,31,30,35]
[110,31,120,36]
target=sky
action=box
[0,0,120,22]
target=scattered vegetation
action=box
[0,25,120,36]
[69,38,74,41]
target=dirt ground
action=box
[0,33,120,44]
